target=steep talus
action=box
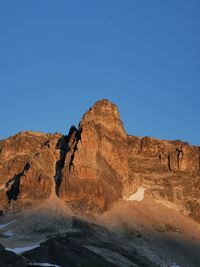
[0,99,200,223]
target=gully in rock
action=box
[54,125,81,195]
[6,163,30,203]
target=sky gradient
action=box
[0,1,199,145]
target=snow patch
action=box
[6,244,40,254]
[126,186,145,201]
[0,220,16,230]
[85,245,133,267]
[171,264,181,267]
[32,264,61,267]
[2,230,14,237]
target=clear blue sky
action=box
[0,1,199,145]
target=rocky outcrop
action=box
[58,99,128,213]
[127,136,200,220]
[0,99,200,221]
[0,131,61,211]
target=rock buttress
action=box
[0,131,62,211]
[128,135,200,221]
[58,99,128,213]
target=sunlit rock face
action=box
[58,99,128,213]
[0,99,200,220]
[0,131,61,211]
[128,136,200,220]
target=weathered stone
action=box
[58,99,127,213]
[0,99,200,221]
[0,131,61,211]
[127,135,200,219]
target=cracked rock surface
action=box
[0,99,200,221]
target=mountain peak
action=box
[0,100,200,223]
[80,99,126,138]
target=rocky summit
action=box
[0,99,200,219]
[0,99,200,267]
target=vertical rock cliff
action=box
[0,99,200,221]
[0,131,61,211]
[58,99,128,213]
[128,135,200,220]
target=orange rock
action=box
[0,99,200,221]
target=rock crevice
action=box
[54,126,82,195]
[6,162,30,203]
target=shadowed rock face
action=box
[0,99,200,220]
